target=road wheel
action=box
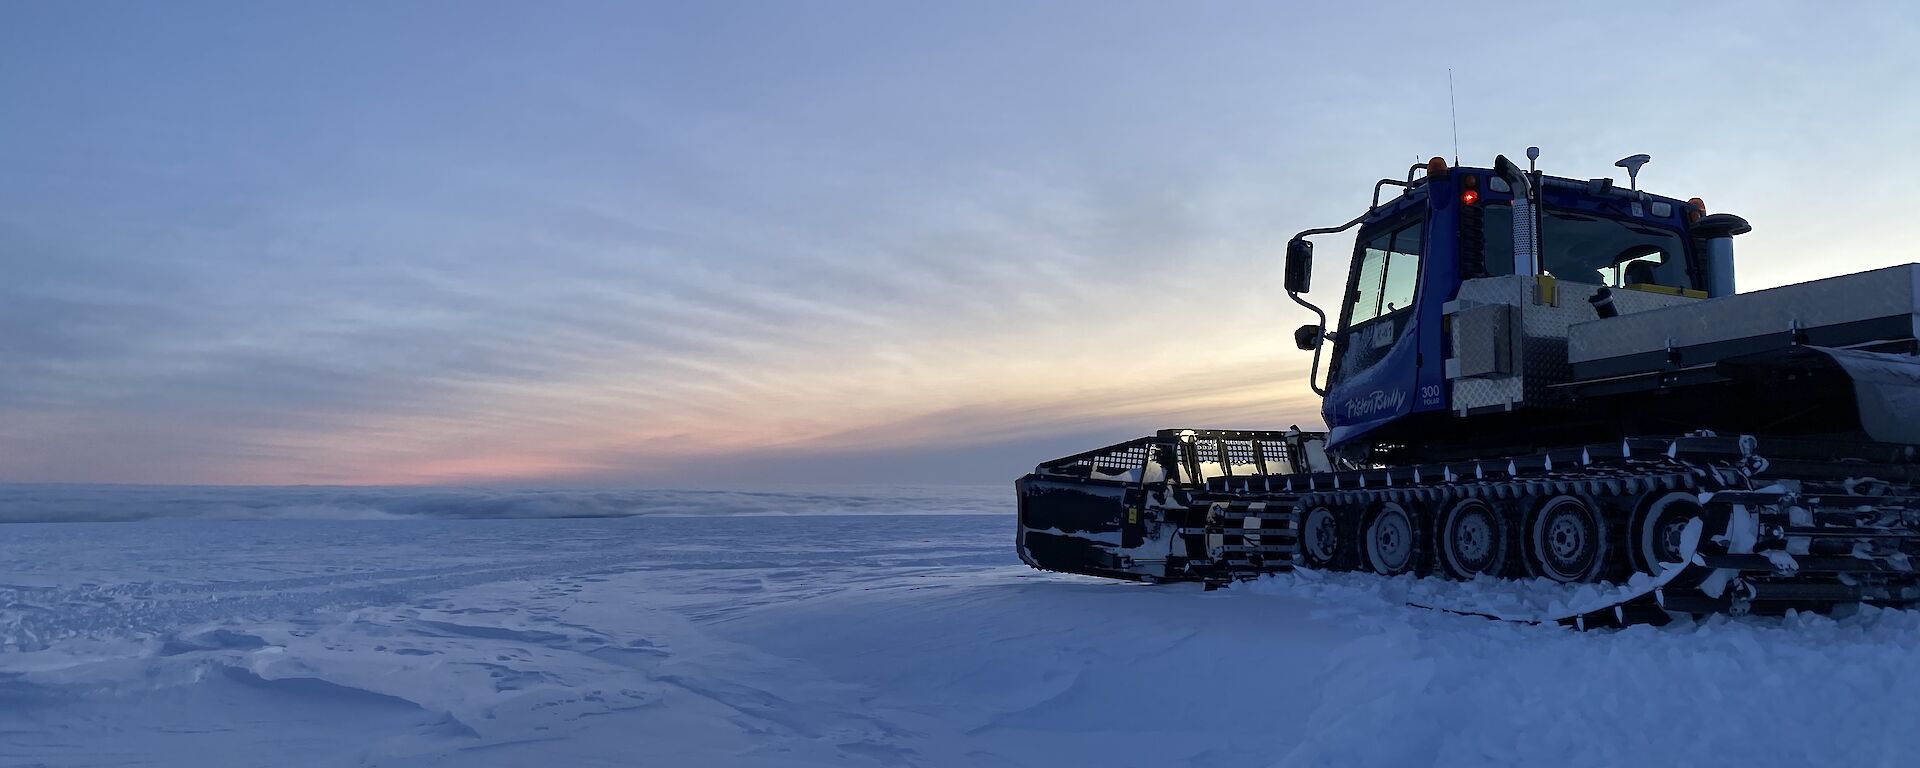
[1527,495,1609,583]
[1297,505,1358,571]
[1362,502,1425,576]
[1633,491,1702,575]
[1437,498,1507,579]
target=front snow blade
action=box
[1015,474,1160,582]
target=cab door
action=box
[1324,212,1425,446]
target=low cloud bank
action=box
[0,484,1011,523]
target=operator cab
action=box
[1284,152,1749,461]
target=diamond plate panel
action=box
[1445,275,1697,413]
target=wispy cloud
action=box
[3,2,1918,486]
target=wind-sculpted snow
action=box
[0,483,1007,522]
[3,510,1916,767]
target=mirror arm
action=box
[1289,290,1330,397]
[1291,211,1370,242]
[1284,211,1368,399]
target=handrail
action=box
[1372,179,1410,209]
[1373,164,1435,210]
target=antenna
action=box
[1447,69,1460,167]
[1615,153,1651,192]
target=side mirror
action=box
[1284,239,1313,294]
[1294,324,1323,351]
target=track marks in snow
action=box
[413,620,575,647]
[0,516,1011,766]
[174,561,945,764]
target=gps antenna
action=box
[1448,69,1460,167]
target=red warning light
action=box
[1462,189,1480,205]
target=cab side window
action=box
[1345,221,1424,326]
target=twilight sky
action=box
[3,1,1918,486]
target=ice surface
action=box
[3,500,1918,767]
[0,484,1008,523]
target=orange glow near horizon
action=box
[189,346,1328,487]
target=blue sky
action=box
[3,1,1918,485]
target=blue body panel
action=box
[1416,182,1459,415]
[1326,322,1420,445]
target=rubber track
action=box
[1190,450,1746,629]
[1022,436,1920,628]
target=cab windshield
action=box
[1540,211,1690,290]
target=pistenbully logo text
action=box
[1344,389,1407,420]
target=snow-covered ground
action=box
[4,489,1918,767]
